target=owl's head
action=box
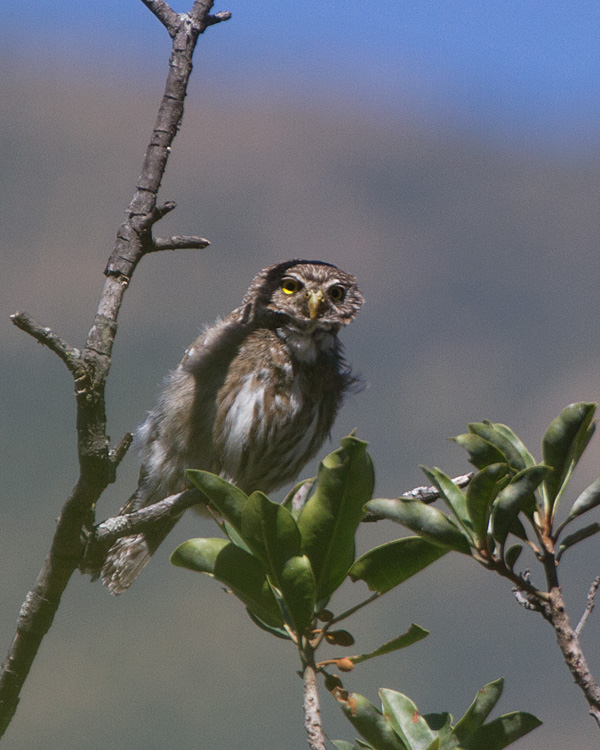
[244,259,364,330]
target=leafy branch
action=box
[171,436,541,750]
[362,402,600,728]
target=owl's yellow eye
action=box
[281,278,301,295]
[329,285,345,302]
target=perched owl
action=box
[98,259,364,593]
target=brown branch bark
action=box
[10,312,83,376]
[544,587,600,727]
[0,0,229,737]
[303,662,327,750]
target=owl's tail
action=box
[81,485,181,594]
[99,519,178,594]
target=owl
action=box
[98,259,364,593]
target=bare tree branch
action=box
[151,235,210,252]
[0,0,229,736]
[575,576,600,638]
[362,472,473,522]
[95,489,204,546]
[545,586,600,727]
[303,663,327,750]
[139,0,180,35]
[10,312,82,376]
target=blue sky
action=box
[8,1,600,148]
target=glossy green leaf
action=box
[332,741,364,750]
[350,537,449,593]
[452,678,503,743]
[170,538,283,627]
[490,424,536,468]
[296,435,374,601]
[451,433,506,471]
[557,522,600,561]
[421,466,472,534]
[350,625,429,665]
[422,713,452,747]
[241,491,302,571]
[465,464,510,545]
[277,554,316,634]
[460,711,541,749]
[240,493,315,634]
[491,466,549,546]
[246,610,291,640]
[563,476,600,527]
[467,422,529,472]
[186,470,248,536]
[365,498,471,555]
[542,402,596,509]
[380,689,437,750]
[335,692,408,750]
[507,516,529,542]
[504,545,522,571]
[170,537,229,574]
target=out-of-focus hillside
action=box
[2,61,600,750]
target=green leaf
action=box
[467,422,529,473]
[350,537,449,593]
[170,538,283,627]
[245,610,291,640]
[490,424,536,469]
[240,493,315,634]
[170,536,230,574]
[335,692,408,750]
[452,678,503,743]
[504,545,522,572]
[365,498,471,555]
[350,625,429,665]
[557,522,600,561]
[333,741,365,750]
[380,689,437,750]
[451,433,506,471]
[491,466,550,546]
[296,435,374,601]
[186,470,248,537]
[420,466,472,534]
[423,713,452,747]
[542,402,596,511]
[277,554,316,634]
[241,491,302,571]
[465,464,510,546]
[563,476,600,527]
[460,711,541,749]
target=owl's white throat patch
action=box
[279,326,335,363]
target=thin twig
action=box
[108,433,134,469]
[205,10,232,26]
[575,576,600,638]
[546,587,600,727]
[362,472,473,522]
[139,0,180,35]
[94,489,204,546]
[151,235,210,252]
[10,312,82,376]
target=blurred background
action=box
[2,2,600,748]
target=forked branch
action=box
[0,0,229,737]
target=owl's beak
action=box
[307,288,326,320]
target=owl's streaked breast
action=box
[212,329,338,494]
